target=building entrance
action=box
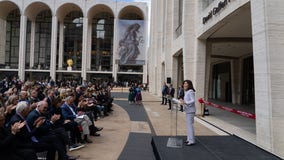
[212,62,232,102]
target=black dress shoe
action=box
[97,127,103,131]
[168,108,171,110]
[185,142,195,146]
[90,133,100,136]
[84,138,93,143]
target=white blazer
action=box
[183,89,196,113]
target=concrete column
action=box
[237,58,243,104]
[194,39,206,115]
[148,0,156,93]
[29,21,35,68]
[183,0,206,115]
[0,19,6,64]
[232,58,242,105]
[164,0,173,82]
[251,0,284,158]
[18,15,27,81]
[150,0,159,94]
[172,56,178,92]
[87,21,92,71]
[230,59,236,104]
[142,6,149,84]
[112,17,118,81]
[156,0,165,96]
[205,42,212,100]
[182,0,195,81]
[50,16,58,80]
[58,21,64,69]
[81,17,88,80]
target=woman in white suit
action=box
[179,80,196,146]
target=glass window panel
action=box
[63,11,83,70]
[5,9,20,68]
[91,12,114,71]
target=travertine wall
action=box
[251,0,284,157]
[148,0,284,158]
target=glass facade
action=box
[63,11,83,71]
[0,1,147,83]
[25,10,52,70]
[4,9,20,69]
[91,12,114,71]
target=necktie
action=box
[25,123,39,143]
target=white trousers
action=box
[74,115,92,135]
[186,113,195,143]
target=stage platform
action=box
[151,135,282,160]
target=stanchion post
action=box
[198,98,205,117]
[201,103,204,117]
[166,98,182,148]
[175,100,178,137]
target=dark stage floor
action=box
[152,135,282,160]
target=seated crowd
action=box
[0,78,114,160]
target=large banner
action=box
[116,20,145,65]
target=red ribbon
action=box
[198,98,256,119]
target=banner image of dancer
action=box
[116,20,145,65]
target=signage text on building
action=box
[202,0,232,24]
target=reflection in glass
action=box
[63,11,83,70]
[26,10,52,70]
[91,12,114,71]
[3,9,20,69]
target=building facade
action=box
[0,0,148,84]
[148,0,284,158]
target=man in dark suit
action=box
[9,101,56,160]
[161,82,169,105]
[167,84,175,110]
[26,101,78,160]
[177,84,185,112]
[61,95,93,143]
[46,89,55,111]
[0,111,38,160]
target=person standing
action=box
[134,85,142,105]
[179,80,196,146]
[161,82,168,105]
[167,84,175,110]
[177,84,184,112]
[128,85,136,104]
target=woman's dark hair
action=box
[183,80,195,92]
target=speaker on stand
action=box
[167,77,171,84]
